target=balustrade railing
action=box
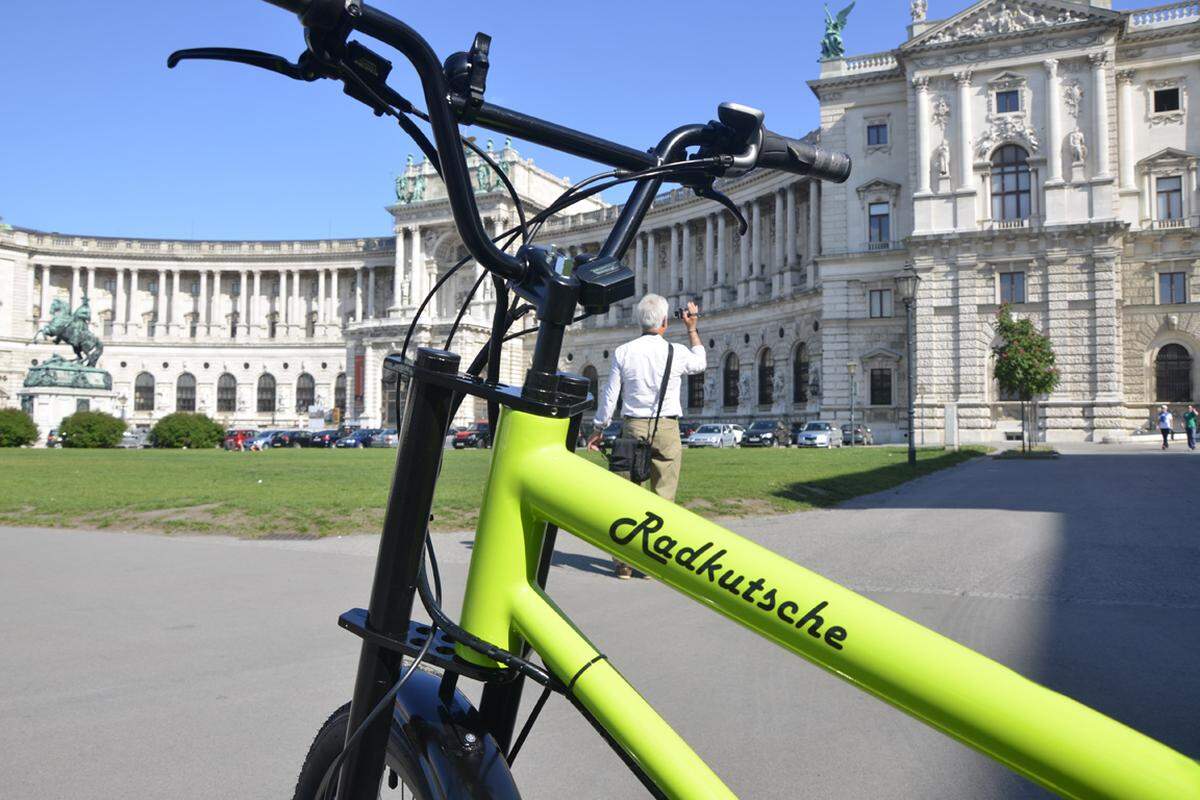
[1128,0,1200,28]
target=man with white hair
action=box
[588,294,705,577]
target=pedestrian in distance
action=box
[1157,405,1174,450]
[588,294,706,579]
[1185,404,1198,451]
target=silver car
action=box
[796,421,842,448]
[686,424,736,448]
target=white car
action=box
[686,424,736,448]
[796,421,842,448]
[728,424,745,445]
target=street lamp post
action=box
[897,264,921,468]
[846,361,857,448]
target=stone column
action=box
[409,226,423,304]
[39,265,51,322]
[392,232,405,312]
[668,224,679,301]
[85,265,95,303]
[71,266,81,308]
[355,267,364,321]
[199,270,208,337]
[914,76,932,194]
[1118,70,1136,190]
[155,269,166,337]
[773,189,785,297]
[955,70,974,191]
[292,266,302,335]
[252,271,263,339]
[681,222,692,298]
[171,270,182,336]
[785,186,797,271]
[1044,60,1063,183]
[317,268,327,331]
[238,269,249,337]
[274,270,286,337]
[1090,52,1111,178]
[366,266,376,320]
[634,234,645,296]
[115,267,127,335]
[750,199,762,301]
[129,268,140,336]
[703,215,715,308]
[716,214,727,308]
[738,206,751,304]
[645,230,657,295]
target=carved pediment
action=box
[1136,147,1200,175]
[856,178,902,205]
[905,0,1119,49]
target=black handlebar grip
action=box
[757,128,851,183]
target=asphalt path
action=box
[1,444,1197,798]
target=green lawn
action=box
[0,445,984,537]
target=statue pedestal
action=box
[17,385,119,446]
[19,360,118,446]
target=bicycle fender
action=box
[388,668,522,800]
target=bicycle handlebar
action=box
[759,128,852,182]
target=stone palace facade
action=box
[2,0,1199,443]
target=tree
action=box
[150,412,224,449]
[60,411,126,448]
[993,307,1061,452]
[0,409,38,447]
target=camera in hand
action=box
[674,306,701,320]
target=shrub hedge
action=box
[150,412,224,449]
[0,408,38,447]
[60,410,126,448]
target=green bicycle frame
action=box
[456,406,1200,799]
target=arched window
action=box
[581,366,599,403]
[217,373,237,413]
[134,372,155,411]
[257,373,277,413]
[758,349,774,406]
[176,373,196,412]
[295,373,315,413]
[793,344,809,404]
[723,353,740,408]
[1155,344,1192,402]
[334,373,347,415]
[990,144,1031,222]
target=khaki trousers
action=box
[617,416,682,502]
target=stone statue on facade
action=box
[934,140,951,178]
[1068,128,1087,164]
[910,0,926,23]
[394,155,427,205]
[820,3,855,60]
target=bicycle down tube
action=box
[457,406,1200,800]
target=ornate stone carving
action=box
[912,34,1102,69]
[954,68,974,87]
[912,75,930,92]
[910,0,926,23]
[975,116,1040,157]
[931,94,951,130]
[1062,79,1084,119]
[923,1,1093,45]
[1068,128,1088,164]
[1117,69,1135,85]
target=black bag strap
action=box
[649,340,674,443]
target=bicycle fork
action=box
[336,347,460,800]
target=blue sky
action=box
[1,0,1147,240]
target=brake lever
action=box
[694,183,748,235]
[167,48,317,82]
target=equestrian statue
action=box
[31,296,105,367]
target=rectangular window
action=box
[869,288,894,318]
[687,373,703,410]
[1157,176,1183,221]
[1154,87,1181,113]
[268,315,278,339]
[996,89,1020,113]
[868,202,890,246]
[870,369,892,406]
[999,272,1026,305]
[866,124,888,146]
[1159,272,1187,305]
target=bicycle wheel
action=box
[292,702,428,800]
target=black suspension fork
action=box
[477,373,589,754]
[337,347,460,800]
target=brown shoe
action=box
[614,563,633,580]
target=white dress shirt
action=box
[594,333,706,428]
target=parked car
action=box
[841,424,874,446]
[305,429,342,448]
[453,422,491,449]
[728,424,745,445]
[371,428,399,447]
[224,428,257,450]
[269,430,309,448]
[336,429,379,448]
[686,423,736,448]
[119,429,150,449]
[45,428,65,448]
[246,430,279,451]
[796,421,841,448]
[742,420,789,447]
[678,420,700,439]
[596,421,623,452]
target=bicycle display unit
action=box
[169,2,1200,797]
